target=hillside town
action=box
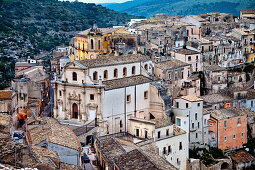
[1,10,255,170]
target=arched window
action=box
[123,67,127,77]
[144,64,148,71]
[104,70,108,79]
[91,39,94,49]
[93,71,98,81]
[73,72,77,81]
[132,66,136,75]
[114,69,118,78]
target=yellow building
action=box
[70,24,118,62]
[247,30,255,62]
[231,29,255,62]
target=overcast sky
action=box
[62,0,131,3]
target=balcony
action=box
[249,51,254,54]
[250,41,255,45]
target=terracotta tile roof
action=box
[76,54,150,68]
[173,124,186,136]
[174,48,200,55]
[103,75,153,90]
[97,133,176,169]
[0,90,12,100]
[31,146,60,167]
[114,149,158,170]
[205,107,250,120]
[27,117,82,151]
[155,117,172,128]
[230,150,255,163]
[200,93,233,104]
[60,162,84,170]
[247,89,255,100]
[139,143,177,170]
[15,66,49,82]
[203,65,226,72]
[0,113,12,132]
[179,95,203,102]
[155,59,190,70]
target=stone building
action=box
[0,90,17,114]
[129,117,188,170]
[154,58,200,97]
[53,54,168,136]
[70,24,118,61]
[170,47,201,72]
[231,28,255,62]
[203,65,228,94]
[172,96,204,146]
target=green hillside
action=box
[0,0,141,58]
[101,0,255,17]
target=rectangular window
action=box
[181,72,184,79]
[186,103,189,108]
[144,91,148,99]
[241,133,244,138]
[188,56,191,61]
[158,131,161,138]
[233,134,236,140]
[145,130,148,138]
[136,129,139,137]
[224,120,227,128]
[192,123,194,129]
[90,94,94,101]
[195,113,197,120]
[168,145,171,153]
[198,122,200,128]
[224,136,227,142]
[251,101,254,107]
[176,118,181,126]
[238,118,241,125]
[166,129,169,136]
[59,90,62,96]
[196,133,198,138]
[163,147,166,154]
[179,142,182,150]
[126,95,131,103]
[120,120,123,128]
[176,102,179,108]
[197,103,200,107]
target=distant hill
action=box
[0,0,141,58]
[0,0,141,89]
[101,0,255,17]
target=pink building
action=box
[171,48,201,72]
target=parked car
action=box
[13,132,23,139]
[81,153,90,163]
